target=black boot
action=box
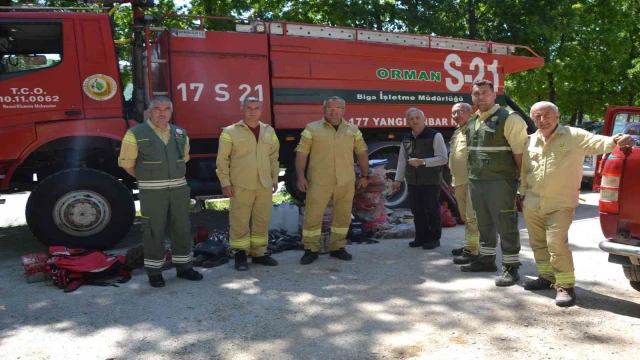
[148,274,165,288]
[252,255,279,266]
[329,248,353,261]
[300,250,319,265]
[177,268,203,281]
[460,260,498,272]
[453,251,478,265]
[408,238,424,248]
[451,247,464,256]
[495,266,520,287]
[235,251,249,271]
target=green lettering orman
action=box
[376,68,442,82]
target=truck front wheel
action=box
[25,169,135,250]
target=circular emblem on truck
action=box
[82,74,117,101]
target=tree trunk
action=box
[577,108,584,125]
[547,72,556,104]
[569,110,577,127]
[468,0,477,40]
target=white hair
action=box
[530,101,559,114]
[405,107,425,118]
[241,96,262,109]
[149,96,173,110]
[323,96,346,108]
[453,102,472,112]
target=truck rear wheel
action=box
[25,169,135,250]
[284,164,306,203]
[622,265,640,292]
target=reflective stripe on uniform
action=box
[301,129,313,139]
[302,229,322,237]
[230,237,251,248]
[536,263,554,275]
[355,130,363,140]
[250,236,268,246]
[480,247,496,255]
[138,178,188,189]
[172,252,194,264]
[220,132,232,142]
[144,258,165,268]
[467,146,512,151]
[555,272,575,284]
[330,226,349,234]
[503,254,520,263]
[123,133,137,145]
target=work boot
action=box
[422,241,440,250]
[460,260,497,272]
[177,268,203,281]
[495,266,520,287]
[524,276,554,291]
[408,239,424,248]
[235,251,249,271]
[300,250,319,265]
[451,247,464,256]
[555,287,577,307]
[329,248,353,261]
[252,255,279,266]
[453,251,478,265]
[148,274,165,288]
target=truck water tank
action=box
[281,202,300,234]
[268,204,283,231]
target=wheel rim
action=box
[381,169,408,207]
[53,190,111,237]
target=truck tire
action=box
[284,164,306,203]
[622,265,640,292]
[370,152,409,209]
[25,168,135,250]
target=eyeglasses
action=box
[451,110,468,115]
[324,107,345,111]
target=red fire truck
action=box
[0,1,543,249]
[596,106,640,292]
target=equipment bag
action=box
[47,246,131,293]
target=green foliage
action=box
[3,0,639,121]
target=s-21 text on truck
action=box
[0,0,544,249]
[596,106,640,292]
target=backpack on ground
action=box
[47,246,131,293]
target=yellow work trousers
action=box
[454,184,480,254]
[229,186,272,257]
[302,181,355,252]
[523,207,576,288]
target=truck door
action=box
[0,18,83,128]
[593,106,640,190]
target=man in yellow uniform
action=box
[118,96,203,288]
[216,97,280,271]
[520,101,634,307]
[296,96,369,265]
[449,102,480,264]
[461,80,528,288]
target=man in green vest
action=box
[460,80,528,287]
[118,96,203,288]
[392,108,448,249]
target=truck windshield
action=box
[0,22,62,76]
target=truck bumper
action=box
[599,241,640,257]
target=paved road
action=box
[0,192,638,360]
